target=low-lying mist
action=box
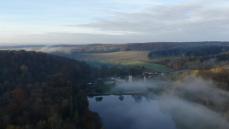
[36,46,73,54]
[99,76,229,129]
[14,45,73,54]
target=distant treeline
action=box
[149,45,229,58]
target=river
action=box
[88,78,229,129]
[88,95,177,129]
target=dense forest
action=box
[149,45,229,57]
[0,50,102,129]
[148,45,229,70]
[196,67,229,91]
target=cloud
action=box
[69,0,229,42]
[0,32,142,44]
[1,0,229,44]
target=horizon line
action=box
[0,41,229,47]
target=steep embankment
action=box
[0,50,102,129]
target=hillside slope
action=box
[0,50,101,129]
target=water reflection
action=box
[95,97,103,102]
[89,95,177,129]
[88,77,229,129]
[118,95,124,101]
[89,95,229,129]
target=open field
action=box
[75,51,171,72]
[89,51,150,63]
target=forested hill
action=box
[0,50,92,85]
[149,45,229,57]
[0,50,102,129]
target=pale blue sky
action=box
[0,0,229,44]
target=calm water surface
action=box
[88,95,177,129]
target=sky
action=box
[0,0,229,44]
